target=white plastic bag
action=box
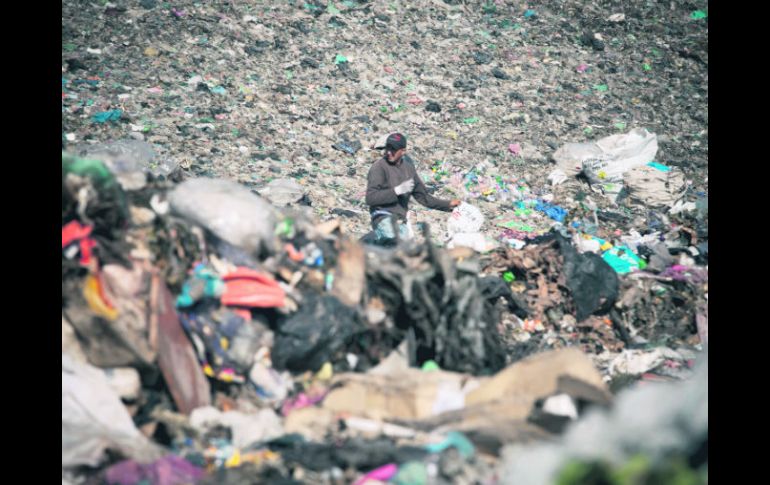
[101,368,142,401]
[619,230,662,253]
[553,142,603,177]
[582,129,658,185]
[447,202,484,235]
[169,178,277,253]
[446,203,496,252]
[553,129,658,186]
[447,232,498,252]
[669,200,697,215]
[62,355,161,467]
[572,234,602,254]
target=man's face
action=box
[386,147,406,163]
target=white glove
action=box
[394,178,415,196]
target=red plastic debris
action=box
[62,220,92,247]
[285,243,305,262]
[221,267,285,308]
[62,221,98,265]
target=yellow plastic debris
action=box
[316,362,333,381]
[82,274,119,321]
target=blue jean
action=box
[373,215,409,245]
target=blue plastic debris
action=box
[647,161,672,172]
[332,140,362,155]
[425,431,475,458]
[535,200,568,222]
[91,109,123,123]
[524,10,536,18]
[176,264,225,308]
[73,79,100,86]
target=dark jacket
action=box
[365,155,452,225]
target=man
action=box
[365,133,460,246]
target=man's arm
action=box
[410,167,454,211]
[366,162,399,206]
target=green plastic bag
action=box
[602,246,646,274]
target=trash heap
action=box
[59,151,516,483]
[62,147,706,484]
[63,0,707,483]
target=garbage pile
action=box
[63,0,707,483]
[60,151,516,483]
[61,145,706,483]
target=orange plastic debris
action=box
[221,267,285,308]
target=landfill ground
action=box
[62,1,708,484]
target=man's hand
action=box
[394,178,415,196]
[449,199,461,208]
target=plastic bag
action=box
[582,129,658,185]
[249,362,292,403]
[553,142,603,177]
[553,129,658,185]
[447,232,499,253]
[602,246,646,274]
[555,234,619,321]
[62,354,161,467]
[101,367,142,401]
[447,202,484,235]
[446,203,493,252]
[105,456,205,485]
[169,178,277,254]
[62,152,129,230]
[272,293,362,372]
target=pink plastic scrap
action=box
[353,463,399,485]
[577,63,589,73]
[508,143,521,156]
[280,390,329,416]
[105,455,205,485]
[659,265,708,284]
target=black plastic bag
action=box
[272,293,363,372]
[556,234,619,321]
